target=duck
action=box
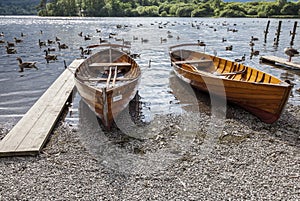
[0,32,4,37]
[284,47,299,62]
[57,42,68,50]
[78,32,83,37]
[16,57,38,72]
[44,49,57,63]
[6,46,17,54]
[0,39,5,44]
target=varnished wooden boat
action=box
[74,44,141,129]
[169,43,293,123]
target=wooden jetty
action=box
[0,59,84,157]
[260,55,300,69]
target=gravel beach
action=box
[0,103,300,200]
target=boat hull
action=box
[170,44,292,123]
[74,44,141,129]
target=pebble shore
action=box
[0,103,299,200]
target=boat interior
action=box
[170,50,283,85]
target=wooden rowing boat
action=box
[169,43,293,123]
[74,44,141,129]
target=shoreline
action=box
[0,103,299,200]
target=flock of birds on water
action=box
[0,20,299,73]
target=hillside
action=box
[0,0,40,15]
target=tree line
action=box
[36,0,300,18]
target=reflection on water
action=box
[1,16,300,129]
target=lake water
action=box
[1,16,300,130]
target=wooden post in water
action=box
[273,20,282,47]
[264,20,270,43]
[290,21,297,47]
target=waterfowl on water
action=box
[284,47,299,62]
[79,47,92,56]
[197,40,206,46]
[7,41,15,47]
[38,39,46,47]
[99,38,108,43]
[55,36,61,41]
[225,45,233,51]
[84,35,91,40]
[0,39,5,44]
[16,57,38,72]
[14,37,23,43]
[141,38,149,43]
[0,32,4,37]
[44,49,57,63]
[57,42,68,50]
[6,46,17,54]
[234,54,246,62]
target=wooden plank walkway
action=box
[0,59,84,157]
[260,55,300,69]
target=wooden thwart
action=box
[0,59,84,157]
[260,55,300,69]
[89,62,131,67]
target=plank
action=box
[0,59,84,157]
[260,55,300,69]
[174,60,212,65]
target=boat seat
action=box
[174,59,212,65]
[89,62,131,67]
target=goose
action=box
[84,35,91,40]
[251,36,259,41]
[7,41,15,47]
[57,42,68,50]
[48,47,56,52]
[225,45,233,51]
[99,38,108,43]
[79,47,92,56]
[44,49,57,63]
[197,40,206,46]
[38,39,46,47]
[129,53,141,59]
[14,37,23,43]
[234,54,246,62]
[47,39,54,45]
[16,57,38,72]
[160,37,167,43]
[55,36,61,41]
[5,46,17,54]
[141,38,149,43]
[284,47,299,62]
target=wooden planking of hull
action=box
[73,44,141,130]
[169,43,293,123]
